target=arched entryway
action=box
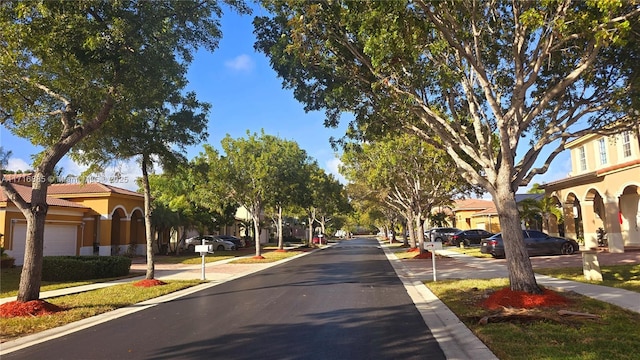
[620,185,640,245]
[563,193,583,241]
[544,195,564,237]
[129,209,145,256]
[111,207,126,255]
[583,188,607,249]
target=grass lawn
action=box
[427,278,640,360]
[230,247,312,263]
[152,243,310,265]
[152,248,256,264]
[0,267,144,298]
[2,245,309,297]
[445,246,495,258]
[0,279,203,342]
[0,246,311,341]
[534,264,640,293]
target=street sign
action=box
[423,241,442,250]
[195,244,213,253]
[423,241,442,281]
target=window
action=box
[578,146,587,171]
[598,138,608,165]
[622,131,632,158]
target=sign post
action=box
[195,244,213,280]
[423,241,443,282]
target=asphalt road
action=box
[4,238,446,360]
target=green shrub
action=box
[42,256,132,281]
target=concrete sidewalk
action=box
[384,245,640,359]
[397,247,640,313]
[1,247,312,305]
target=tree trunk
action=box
[8,172,50,302]
[494,185,542,294]
[307,215,314,245]
[319,217,326,235]
[141,155,155,280]
[415,213,426,254]
[277,206,284,250]
[252,203,262,257]
[405,218,414,247]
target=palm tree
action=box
[518,197,563,232]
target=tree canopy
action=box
[0,0,249,301]
[341,132,477,250]
[254,0,640,293]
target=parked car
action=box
[449,229,494,246]
[480,230,579,258]
[427,227,461,242]
[184,235,237,252]
[312,234,327,244]
[217,235,246,248]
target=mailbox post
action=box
[423,241,443,282]
[195,244,214,280]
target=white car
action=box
[184,235,236,252]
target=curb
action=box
[379,242,498,360]
[0,245,328,355]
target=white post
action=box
[424,241,443,282]
[431,249,437,282]
[200,252,206,280]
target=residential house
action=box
[449,199,500,233]
[1,175,147,265]
[540,127,640,252]
[437,194,549,235]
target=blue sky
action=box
[1,6,349,189]
[1,4,571,193]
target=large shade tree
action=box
[263,139,312,250]
[341,133,477,252]
[254,0,640,293]
[74,92,211,279]
[196,131,305,258]
[297,161,350,243]
[0,0,248,301]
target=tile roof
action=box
[48,183,143,198]
[452,199,495,210]
[472,205,498,216]
[0,184,89,209]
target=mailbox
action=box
[424,241,443,251]
[195,244,213,253]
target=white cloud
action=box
[59,157,143,191]
[224,54,255,72]
[7,157,31,172]
[326,157,346,184]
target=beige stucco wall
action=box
[545,128,640,251]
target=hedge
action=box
[42,256,132,281]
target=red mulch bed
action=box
[412,251,434,259]
[0,300,65,318]
[406,247,420,252]
[252,255,266,259]
[133,279,167,287]
[482,287,571,310]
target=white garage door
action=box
[11,224,78,265]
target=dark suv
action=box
[217,235,246,248]
[427,227,461,242]
[449,229,494,246]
